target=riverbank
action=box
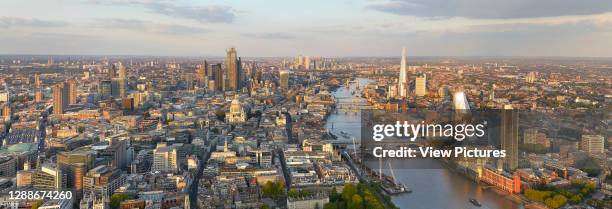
[440,155,526,206]
[326,77,523,209]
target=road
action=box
[189,138,214,209]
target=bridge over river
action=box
[335,97,375,112]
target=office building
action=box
[212,63,223,91]
[109,64,116,78]
[83,165,127,200]
[225,47,241,91]
[0,156,16,177]
[57,151,94,200]
[99,140,127,170]
[526,71,536,83]
[17,170,33,187]
[67,79,77,104]
[581,134,604,156]
[279,70,289,90]
[33,164,66,190]
[501,105,519,172]
[99,80,112,99]
[196,63,206,88]
[38,199,73,209]
[35,90,43,102]
[117,63,127,97]
[152,143,179,173]
[523,128,538,144]
[111,78,121,98]
[398,47,409,98]
[415,74,427,97]
[53,82,68,115]
[304,56,311,69]
[122,97,134,111]
[453,91,470,110]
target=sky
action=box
[1,0,612,57]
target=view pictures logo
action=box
[372,121,487,142]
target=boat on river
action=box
[469,198,482,207]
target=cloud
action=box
[147,3,235,23]
[90,0,235,23]
[243,32,296,39]
[0,17,67,28]
[367,0,612,19]
[434,16,612,34]
[97,19,210,35]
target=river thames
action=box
[325,78,523,209]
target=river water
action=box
[325,78,522,209]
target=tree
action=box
[544,195,567,209]
[262,181,285,200]
[324,203,338,209]
[31,200,44,209]
[109,193,131,209]
[363,191,384,209]
[253,110,262,118]
[215,110,226,121]
[342,184,357,203]
[569,194,582,204]
[524,189,552,202]
[330,187,341,202]
[288,188,299,198]
[348,194,364,209]
[300,189,311,197]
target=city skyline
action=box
[0,1,610,209]
[1,0,612,57]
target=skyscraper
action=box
[67,79,77,104]
[196,63,206,88]
[526,71,536,83]
[99,80,112,99]
[212,63,223,92]
[225,47,241,91]
[111,79,121,98]
[53,82,68,115]
[35,90,43,102]
[304,56,311,70]
[279,70,289,90]
[415,74,427,97]
[398,47,409,98]
[117,63,127,97]
[453,91,470,110]
[501,105,519,172]
[109,64,116,79]
[34,74,41,88]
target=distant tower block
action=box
[398,47,409,98]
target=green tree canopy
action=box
[109,193,131,209]
[348,194,363,209]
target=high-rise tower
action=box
[53,82,68,115]
[279,70,289,91]
[117,63,127,97]
[225,47,241,91]
[398,47,408,98]
[415,74,427,97]
[501,104,518,172]
[67,79,77,104]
